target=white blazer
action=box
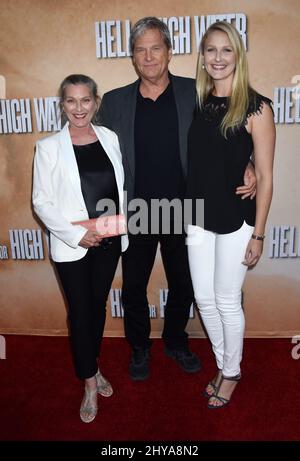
[32,123,129,262]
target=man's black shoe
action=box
[129,347,150,381]
[165,347,202,373]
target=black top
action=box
[186,92,273,234]
[73,140,119,219]
[134,82,185,203]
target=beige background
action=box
[0,0,299,337]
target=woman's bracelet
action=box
[251,233,265,241]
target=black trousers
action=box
[122,233,194,351]
[55,237,121,380]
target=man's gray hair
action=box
[130,17,172,54]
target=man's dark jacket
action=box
[98,74,196,206]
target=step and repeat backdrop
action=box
[0,0,299,337]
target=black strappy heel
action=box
[207,373,241,409]
[203,370,223,398]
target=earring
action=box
[202,64,205,69]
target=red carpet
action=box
[0,336,299,441]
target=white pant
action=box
[186,221,254,376]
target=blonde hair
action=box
[196,21,253,137]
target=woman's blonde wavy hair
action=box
[196,21,253,138]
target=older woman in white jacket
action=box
[32,74,128,423]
